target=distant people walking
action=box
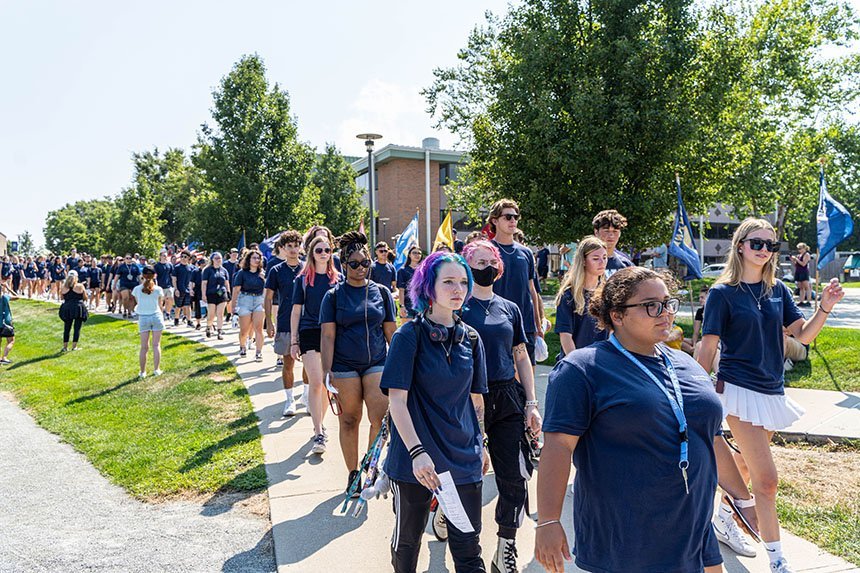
[132,266,165,378]
[396,246,423,320]
[59,270,88,352]
[154,251,175,321]
[50,256,66,301]
[117,254,141,318]
[172,251,194,327]
[231,248,267,361]
[202,252,231,339]
[370,241,397,292]
[791,243,812,307]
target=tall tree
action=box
[16,231,35,256]
[193,54,317,248]
[109,179,166,257]
[44,199,117,255]
[313,144,366,236]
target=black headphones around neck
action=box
[418,312,466,344]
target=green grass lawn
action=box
[0,300,266,499]
[543,309,860,391]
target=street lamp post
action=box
[357,133,382,246]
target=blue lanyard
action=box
[609,333,690,494]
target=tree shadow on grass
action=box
[6,351,62,370]
[180,424,261,475]
[65,377,140,405]
[191,362,233,378]
[163,338,197,350]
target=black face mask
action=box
[471,265,498,287]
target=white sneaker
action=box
[282,398,296,417]
[311,434,326,454]
[770,558,796,573]
[138,371,146,379]
[783,358,794,371]
[153,369,163,376]
[491,537,518,573]
[714,514,757,557]
[295,393,307,409]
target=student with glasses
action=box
[320,232,396,494]
[231,248,267,361]
[487,199,543,365]
[291,236,341,455]
[697,218,845,573]
[536,266,757,573]
[370,241,396,292]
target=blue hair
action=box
[409,251,474,313]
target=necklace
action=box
[739,281,766,311]
[285,262,301,273]
[471,296,493,316]
[495,240,517,256]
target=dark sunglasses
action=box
[619,297,681,317]
[314,247,332,254]
[346,259,372,270]
[376,248,388,252]
[500,213,520,221]
[743,238,780,253]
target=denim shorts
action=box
[330,358,386,379]
[138,313,165,333]
[235,293,264,317]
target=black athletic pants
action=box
[390,479,485,573]
[62,318,84,343]
[485,379,533,539]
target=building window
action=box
[439,163,460,186]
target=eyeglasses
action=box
[743,238,781,253]
[314,247,332,254]
[619,297,681,317]
[346,259,372,270]
[500,213,520,221]
[376,248,388,252]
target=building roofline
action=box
[351,144,467,173]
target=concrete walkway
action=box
[173,321,860,573]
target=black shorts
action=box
[206,293,229,305]
[175,292,192,307]
[0,325,13,338]
[299,328,321,355]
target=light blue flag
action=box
[394,213,420,271]
[817,167,854,270]
[667,174,703,280]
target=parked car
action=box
[778,262,794,283]
[702,263,726,278]
[844,252,860,282]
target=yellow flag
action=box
[434,211,455,251]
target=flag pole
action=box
[815,158,825,313]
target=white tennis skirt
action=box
[720,382,806,431]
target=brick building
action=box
[351,138,466,249]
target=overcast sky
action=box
[0,0,513,247]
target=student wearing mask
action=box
[154,251,175,322]
[382,251,488,573]
[697,218,845,573]
[461,240,542,572]
[202,252,231,339]
[291,236,340,454]
[172,251,195,327]
[396,246,423,319]
[131,266,165,378]
[487,199,543,364]
[117,253,142,318]
[231,248,267,361]
[554,236,608,361]
[592,209,634,276]
[265,231,306,417]
[320,232,397,494]
[370,241,397,292]
[535,267,755,573]
[59,270,88,352]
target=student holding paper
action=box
[381,251,489,573]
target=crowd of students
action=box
[0,198,846,573]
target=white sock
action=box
[284,388,293,403]
[763,540,783,563]
[718,502,733,521]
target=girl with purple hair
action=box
[380,251,489,573]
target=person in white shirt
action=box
[131,266,165,378]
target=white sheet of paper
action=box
[434,471,474,534]
[324,373,338,394]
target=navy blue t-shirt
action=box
[223,260,238,282]
[202,266,230,296]
[232,269,265,295]
[544,342,723,573]
[492,241,537,333]
[154,262,174,289]
[172,264,194,294]
[24,263,38,279]
[701,280,804,395]
[460,294,526,382]
[554,289,607,360]
[117,263,141,289]
[370,261,396,290]
[536,247,549,270]
[320,281,396,371]
[77,266,90,285]
[265,260,303,333]
[396,265,417,314]
[605,251,634,277]
[50,264,66,282]
[191,267,203,298]
[88,266,101,288]
[66,256,80,272]
[292,273,337,331]
[381,319,488,485]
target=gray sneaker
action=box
[311,434,326,454]
[770,558,796,573]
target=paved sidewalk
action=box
[173,322,859,573]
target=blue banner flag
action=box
[260,232,282,261]
[237,230,246,252]
[817,167,854,270]
[668,174,703,280]
[394,213,420,271]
